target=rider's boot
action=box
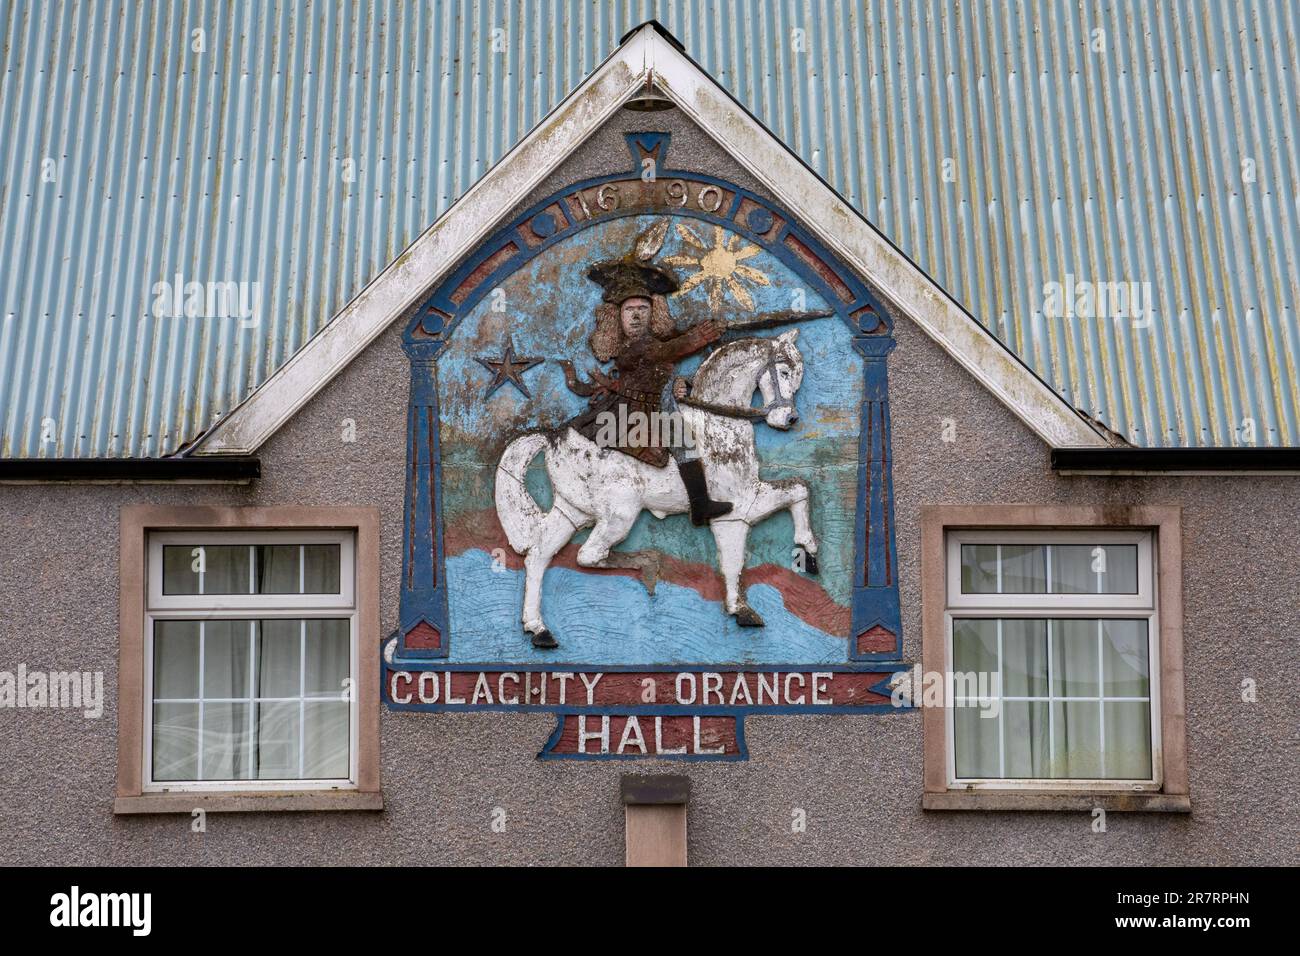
[679,459,733,526]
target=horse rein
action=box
[680,353,796,421]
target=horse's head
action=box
[756,330,804,430]
[691,329,807,429]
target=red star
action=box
[476,336,543,398]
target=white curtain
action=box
[952,618,1151,780]
[153,618,350,782]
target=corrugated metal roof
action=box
[1,0,1297,456]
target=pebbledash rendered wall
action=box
[1,108,1297,866]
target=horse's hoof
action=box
[733,604,765,628]
[800,550,819,575]
[530,629,559,649]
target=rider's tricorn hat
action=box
[586,260,680,304]
[586,219,680,304]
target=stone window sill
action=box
[114,790,384,815]
[923,791,1191,813]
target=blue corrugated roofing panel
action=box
[1,0,1296,455]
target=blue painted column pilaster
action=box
[849,334,902,663]
[397,336,450,658]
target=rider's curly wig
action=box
[589,294,675,362]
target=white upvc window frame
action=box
[946,529,1154,610]
[148,530,356,611]
[143,530,359,794]
[943,529,1161,793]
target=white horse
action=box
[494,329,818,647]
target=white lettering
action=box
[578,672,603,705]
[417,672,438,703]
[784,673,806,705]
[497,672,520,705]
[617,716,647,754]
[553,672,574,705]
[675,672,697,704]
[578,715,610,754]
[702,672,723,705]
[811,672,832,705]
[728,673,754,706]
[443,672,466,705]
[50,887,150,937]
[391,672,413,704]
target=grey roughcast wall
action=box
[0,311,1296,865]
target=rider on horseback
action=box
[562,247,734,527]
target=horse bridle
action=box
[680,351,797,422]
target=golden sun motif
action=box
[663,223,771,311]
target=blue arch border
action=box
[391,131,902,672]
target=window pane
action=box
[1050,544,1138,594]
[959,545,999,593]
[1001,619,1048,697]
[1105,702,1153,778]
[256,702,301,779]
[1096,545,1138,593]
[202,620,250,698]
[952,619,997,691]
[1049,545,1099,594]
[1051,701,1101,777]
[257,620,301,698]
[1002,701,1050,777]
[1000,545,1047,593]
[163,542,344,596]
[150,603,352,783]
[256,545,300,594]
[153,621,200,698]
[198,545,252,594]
[149,621,354,783]
[152,702,199,780]
[953,705,1000,778]
[1050,619,1099,696]
[162,546,201,594]
[1102,620,1150,697]
[304,619,351,698]
[959,542,1140,595]
[201,702,252,780]
[304,702,350,778]
[303,545,342,593]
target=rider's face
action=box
[620,297,652,339]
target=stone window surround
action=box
[920,504,1190,813]
[115,506,383,814]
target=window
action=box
[946,530,1157,787]
[920,506,1189,812]
[145,532,357,790]
[117,507,381,813]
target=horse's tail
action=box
[495,433,550,554]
